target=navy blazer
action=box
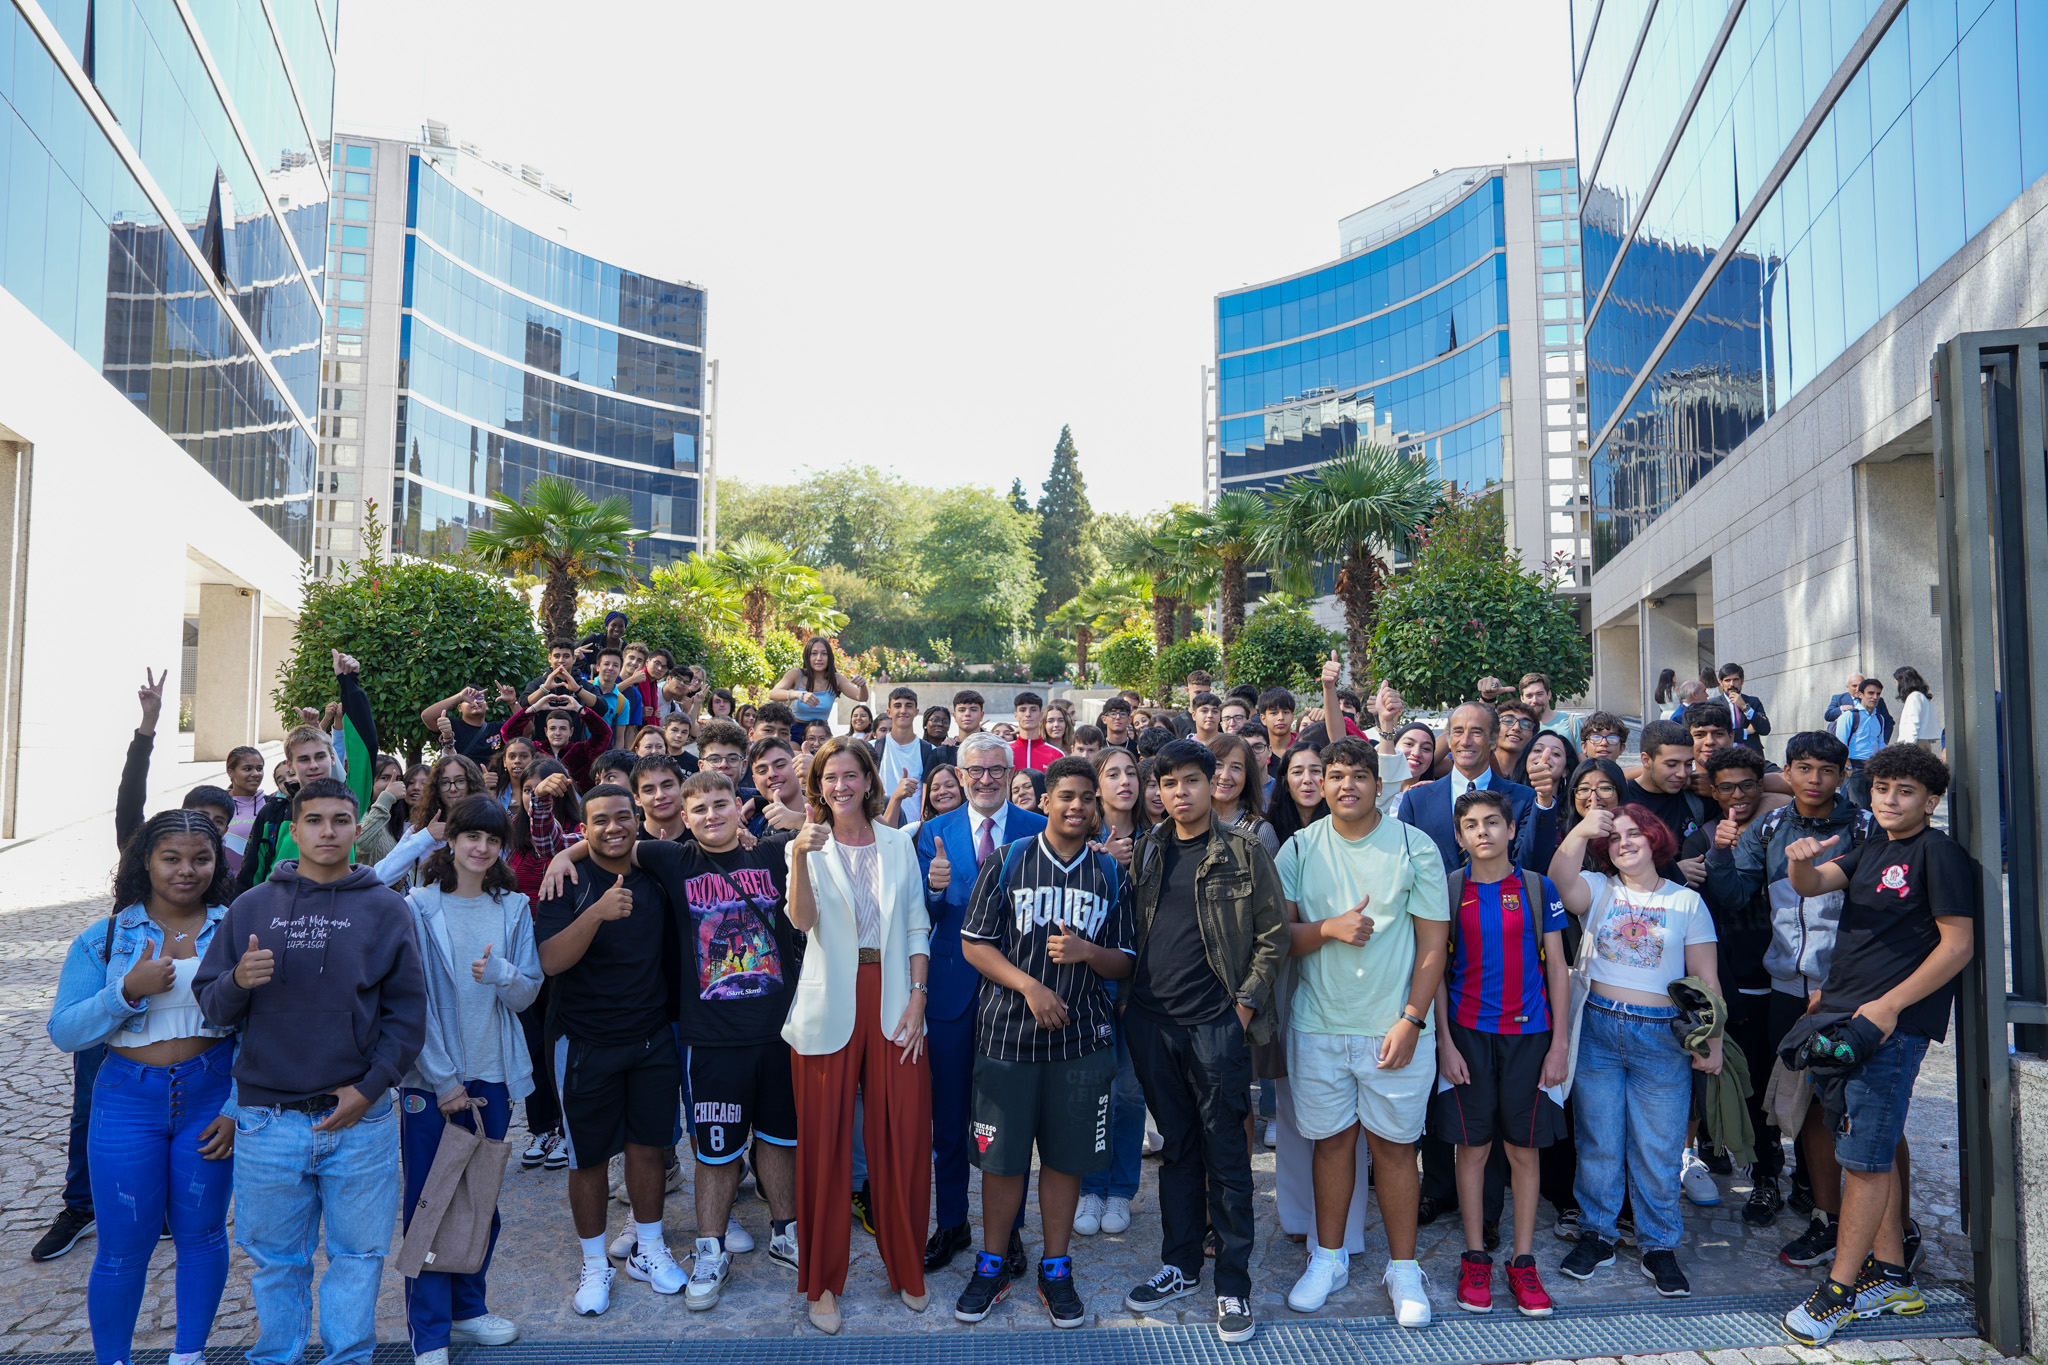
[1396,772,1556,872]
[914,803,1047,1023]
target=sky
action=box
[333,2,1579,518]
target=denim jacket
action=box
[47,903,237,1115]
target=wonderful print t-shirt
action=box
[636,837,797,1046]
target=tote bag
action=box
[395,1102,511,1278]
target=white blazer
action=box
[781,822,933,1057]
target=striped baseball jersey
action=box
[960,833,1135,1062]
[1447,869,1567,1034]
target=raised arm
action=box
[1548,806,1610,914]
[1785,834,1850,897]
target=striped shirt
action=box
[833,839,883,949]
[1448,870,1566,1034]
[961,834,1135,1062]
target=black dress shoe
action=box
[925,1222,973,1272]
[1483,1219,1501,1254]
[1006,1226,1027,1279]
[1415,1195,1457,1227]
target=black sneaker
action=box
[1552,1207,1583,1241]
[1641,1249,1691,1297]
[1006,1226,1027,1280]
[955,1254,1011,1323]
[1482,1219,1501,1254]
[1780,1212,1837,1267]
[1902,1217,1924,1272]
[851,1182,875,1236]
[1125,1264,1198,1312]
[1216,1294,1255,1344]
[30,1207,94,1262]
[1038,1258,1086,1329]
[1743,1182,1785,1228]
[1788,1172,1816,1219]
[1415,1195,1455,1227]
[1558,1235,1615,1280]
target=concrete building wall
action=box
[1590,172,2048,740]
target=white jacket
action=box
[781,822,931,1057]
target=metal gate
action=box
[1931,329,2048,1354]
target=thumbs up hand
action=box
[235,933,276,989]
[122,934,178,1000]
[1046,921,1097,968]
[471,943,495,983]
[927,840,952,893]
[591,873,633,921]
[1321,894,1375,947]
[1321,650,1342,686]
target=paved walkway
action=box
[0,746,1988,1359]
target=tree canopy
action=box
[1035,424,1098,615]
[914,487,1043,657]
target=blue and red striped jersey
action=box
[1448,871,1567,1034]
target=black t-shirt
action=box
[961,833,1135,1062]
[1683,824,1772,991]
[636,838,797,1047]
[1818,826,1978,1041]
[533,863,675,1045]
[1624,779,1707,884]
[449,714,503,765]
[1133,832,1230,1025]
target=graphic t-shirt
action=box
[1819,826,1978,1041]
[636,837,797,1047]
[961,834,1134,1062]
[533,864,675,1045]
[1448,870,1567,1034]
[1579,871,1717,996]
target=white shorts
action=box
[1286,1028,1437,1143]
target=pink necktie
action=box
[976,816,995,864]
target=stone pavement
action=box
[0,743,1989,1358]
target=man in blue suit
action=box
[1395,703,1559,873]
[913,731,1045,1273]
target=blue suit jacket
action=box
[914,804,1048,1023]
[1396,772,1556,873]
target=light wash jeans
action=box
[1570,996,1693,1253]
[232,1096,402,1365]
[1081,1016,1146,1201]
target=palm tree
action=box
[1153,510,1216,650]
[783,583,850,641]
[467,476,641,640]
[1256,444,1445,670]
[1184,490,1267,657]
[648,554,744,633]
[1048,574,1144,680]
[708,535,813,642]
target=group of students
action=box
[36,634,1976,1362]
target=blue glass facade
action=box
[0,0,330,551]
[382,154,705,566]
[1581,0,2048,561]
[1216,176,1517,498]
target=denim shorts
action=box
[1833,1032,1930,1173]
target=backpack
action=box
[1444,865,1556,967]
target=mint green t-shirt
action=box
[1276,816,1449,1038]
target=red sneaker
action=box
[1506,1255,1554,1317]
[1457,1251,1493,1312]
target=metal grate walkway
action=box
[19,1285,1975,1365]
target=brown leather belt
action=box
[857,947,882,965]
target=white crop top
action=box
[126,957,228,1046]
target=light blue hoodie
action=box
[401,883,543,1102]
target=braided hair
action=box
[106,810,233,957]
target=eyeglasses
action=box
[436,778,469,792]
[1500,717,1535,731]
[1713,778,1761,795]
[1576,783,1619,799]
[962,765,1010,780]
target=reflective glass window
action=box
[344,171,371,193]
[345,144,373,167]
[341,197,369,220]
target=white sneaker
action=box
[1262,1120,1278,1149]
[415,1350,448,1365]
[687,1237,731,1311]
[449,1311,519,1345]
[665,1157,685,1194]
[542,1130,568,1170]
[574,1261,615,1315]
[1680,1150,1721,1206]
[1073,1193,1104,1236]
[769,1225,799,1270]
[520,1131,550,1168]
[1100,1196,1132,1234]
[1383,1258,1432,1328]
[1142,1128,1164,1155]
[627,1242,686,1294]
[725,1215,755,1253]
[1287,1249,1349,1312]
[608,1229,636,1260]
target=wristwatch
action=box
[909,981,928,994]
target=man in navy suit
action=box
[1395,703,1559,873]
[913,731,1046,1273]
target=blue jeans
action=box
[87,1044,235,1365]
[1571,997,1693,1254]
[401,1082,511,1354]
[1081,1016,1145,1201]
[1834,1033,1930,1173]
[65,1044,104,1210]
[233,1096,402,1365]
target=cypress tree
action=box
[1035,425,1097,616]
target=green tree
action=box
[1154,634,1222,702]
[277,511,543,762]
[914,488,1043,658]
[704,634,774,693]
[1184,490,1267,661]
[1007,478,1033,515]
[1257,444,1443,670]
[719,464,929,580]
[576,599,709,673]
[1366,491,1590,709]
[466,476,641,640]
[819,565,926,652]
[1225,601,1339,695]
[1035,425,1099,615]
[644,555,743,634]
[1096,627,1156,695]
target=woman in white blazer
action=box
[783,735,933,1334]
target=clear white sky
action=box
[334,2,1578,517]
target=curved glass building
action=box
[317,127,707,570]
[1209,161,1591,602]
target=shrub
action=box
[704,634,773,694]
[1097,627,1156,695]
[761,628,803,682]
[1225,605,1337,694]
[1154,633,1221,701]
[1027,635,1071,681]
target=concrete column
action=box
[258,614,296,742]
[1857,454,1945,736]
[1595,620,1641,717]
[193,584,261,761]
[1640,594,1700,717]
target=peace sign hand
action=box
[137,668,167,732]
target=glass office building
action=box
[0,0,332,553]
[1208,162,1591,598]
[319,128,707,570]
[1581,0,2048,561]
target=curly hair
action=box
[411,753,487,835]
[420,796,520,898]
[111,809,234,910]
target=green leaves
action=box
[1225,605,1338,695]
[1096,629,1156,693]
[1154,634,1222,702]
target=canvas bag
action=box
[395,1100,510,1278]
[1555,877,1617,1103]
